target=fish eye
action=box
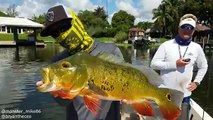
[61,61,71,68]
[166,93,171,101]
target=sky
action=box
[0,0,162,24]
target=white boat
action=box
[121,99,213,120]
[190,99,213,120]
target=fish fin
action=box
[83,95,101,115]
[88,83,108,97]
[50,90,77,99]
[131,99,154,116]
[96,52,125,64]
[133,65,163,87]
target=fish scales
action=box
[37,52,184,120]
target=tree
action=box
[6,4,18,17]
[182,0,213,26]
[200,1,213,26]
[78,10,95,30]
[31,13,46,24]
[181,0,200,17]
[152,1,171,36]
[93,6,108,20]
[0,11,10,17]
[78,7,109,37]
[136,21,153,31]
[111,10,135,33]
[152,0,184,37]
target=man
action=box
[36,5,123,120]
[150,14,208,119]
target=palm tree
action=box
[152,0,173,37]
[152,0,184,37]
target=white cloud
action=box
[114,0,162,24]
[0,0,162,24]
[115,0,140,17]
[0,3,9,12]
[14,0,66,18]
[139,0,162,21]
[63,0,97,13]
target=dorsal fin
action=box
[96,52,125,64]
[132,65,164,87]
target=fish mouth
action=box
[37,68,60,92]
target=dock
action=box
[0,41,46,47]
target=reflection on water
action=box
[0,44,66,120]
[0,43,212,120]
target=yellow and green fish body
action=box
[37,52,183,120]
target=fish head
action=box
[37,60,80,92]
[157,88,184,120]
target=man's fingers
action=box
[36,81,44,86]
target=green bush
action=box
[114,31,127,43]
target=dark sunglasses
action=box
[180,25,194,30]
[50,22,71,38]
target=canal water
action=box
[0,43,212,120]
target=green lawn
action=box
[94,37,116,42]
[0,33,54,42]
[0,33,169,48]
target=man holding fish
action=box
[36,5,123,120]
[36,5,185,120]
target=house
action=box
[128,28,145,43]
[0,16,43,34]
[0,16,44,44]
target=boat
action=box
[121,99,213,120]
[190,99,213,120]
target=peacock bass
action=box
[37,52,183,120]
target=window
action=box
[2,26,5,32]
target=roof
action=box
[0,17,44,28]
[145,26,162,33]
[129,28,144,32]
[196,24,211,32]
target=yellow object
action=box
[56,9,94,52]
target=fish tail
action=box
[131,99,154,116]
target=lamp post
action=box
[105,0,109,22]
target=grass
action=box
[0,33,168,48]
[0,33,55,42]
[149,38,169,48]
[94,37,116,42]
[116,43,131,47]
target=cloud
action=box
[139,0,162,21]
[0,3,10,12]
[114,0,162,23]
[63,0,97,13]
[16,0,42,18]
[0,0,162,24]
[115,0,140,17]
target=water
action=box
[0,44,66,120]
[0,43,212,120]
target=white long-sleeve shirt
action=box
[150,39,208,97]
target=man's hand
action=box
[36,81,44,87]
[176,58,190,67]
[187,82,198,91]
